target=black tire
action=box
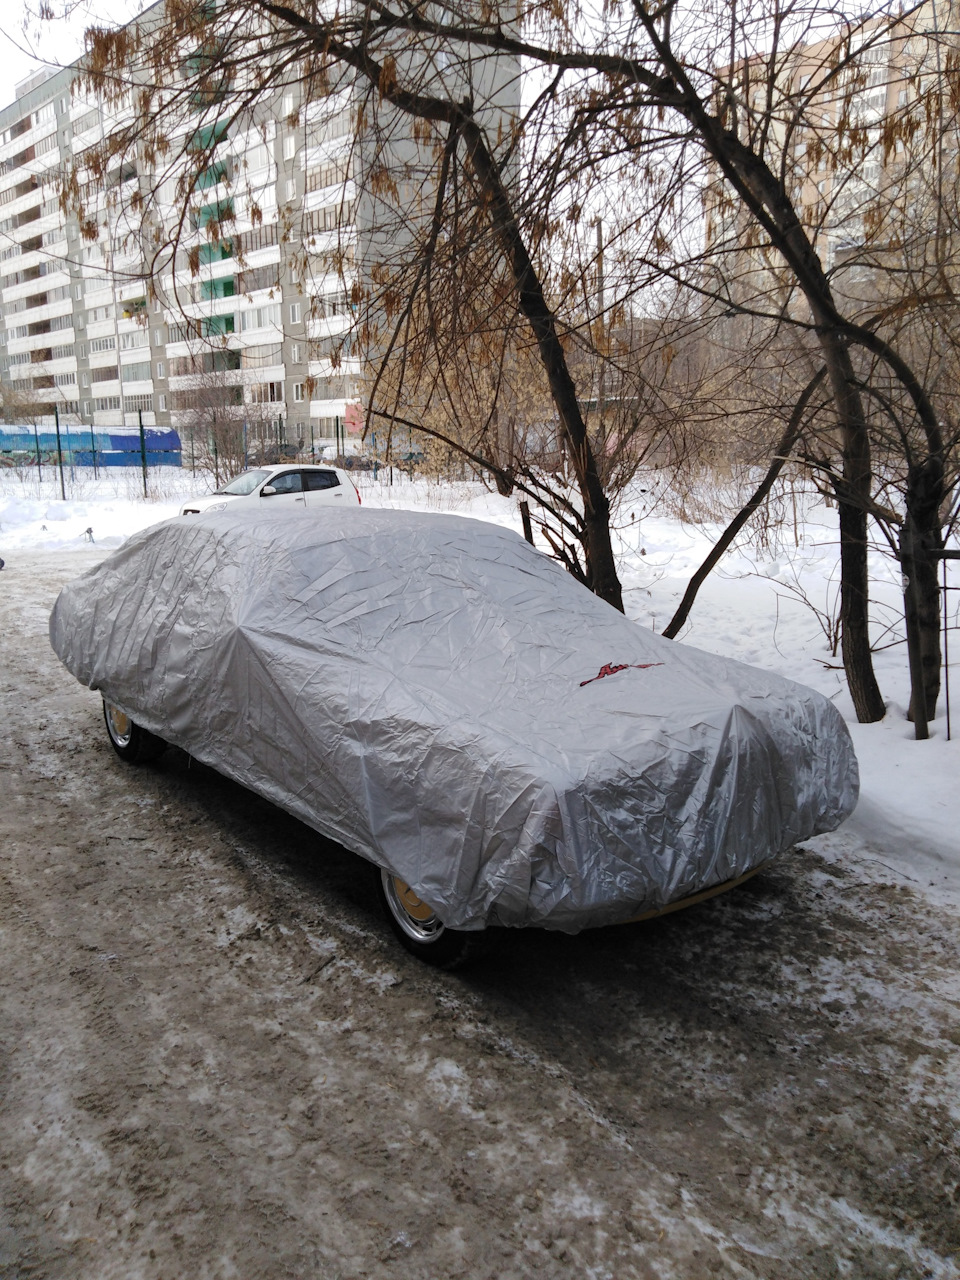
[373,866,486,969]
[102,699,167,764]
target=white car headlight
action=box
[207,502,228,512]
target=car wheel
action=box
[374,867,485,969]
[102,699,166,764]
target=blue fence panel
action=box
[0,426,182,467]
[73,449,181,468]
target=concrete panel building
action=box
[0,4,519,467]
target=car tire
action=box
[374,866,486,969]
[103,699,167,764]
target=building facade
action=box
[0,13,373,461]
[0,5,519,469]
[701,3,954,320]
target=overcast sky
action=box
[0,1,139,111]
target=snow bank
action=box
[0,469,187,550]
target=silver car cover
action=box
[49,507,859,932]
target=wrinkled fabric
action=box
[49,507,858,932]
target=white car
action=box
[179,464,360,515]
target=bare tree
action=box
[172,368,246,486]
[0,382,35,426]
[56,0,960,726]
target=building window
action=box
[200,276,236,301]
[283,134,296,160]
[285,177,297,202]
[158,393,167,411]
[249,380,284,403]
[289,302,301,323]
[293,382,304,401]
[202,314,235,338]
[192,199,234,234]
[156,360,165,379]
[291,343,301,364]
[239,302,281,331]
[154,328,162,345]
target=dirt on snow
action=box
[1,549,959,1280]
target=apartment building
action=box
[0,2,524,465]
[0,5,522,467]
[702,3,950,315]
[0,40,368,462]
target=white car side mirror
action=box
[261,485,278,496]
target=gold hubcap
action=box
[109,708,130,736]
[105,702,133,747]
[393,878,434,922]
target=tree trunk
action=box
[658,104,886,718]
[904,458,944,722]
[582,488,622,607]
[817,331,886,723]
[910,534,943,722]
[304,39,627,611]
[837,494,885,722]
[460,119,623,612]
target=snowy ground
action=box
[2,463,957,901]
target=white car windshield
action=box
[217,469,272,496]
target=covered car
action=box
[49,507,858,965]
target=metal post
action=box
[138,409,148,498]
[32,422,41,480]
[519,500,534,546]
[944,556,952,743]
[310,418,314,460]
[54,405,66,501]
[90,424,98,478]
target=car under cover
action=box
[49,507,859,932]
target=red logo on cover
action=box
[580,661,663,688]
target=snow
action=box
[2,463,957,902]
